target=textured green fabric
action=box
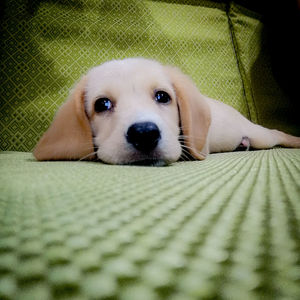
[228,4,300,135]
[1,149,300,299]
[2,0,298,152]
[0,0,233,151]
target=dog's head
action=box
[34,58,211,165]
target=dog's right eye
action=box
[94,98,113,113]
[154,90,171,104]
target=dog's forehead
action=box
[86,59,172,98]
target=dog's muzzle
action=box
[126,122,161,153]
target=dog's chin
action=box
[98,150,175,166]
[124,149,178,166]
[126,158,169,167]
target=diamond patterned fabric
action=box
[1,1,299,152]
[228,4,300,134]
[0,0,283,152]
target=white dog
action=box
[34,58,300,165]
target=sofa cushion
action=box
[2,0,298,152]
[1,149,300,299]
[228,4,300,135]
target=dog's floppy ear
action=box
[165,66,211,160]
[33,76,95,161]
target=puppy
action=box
[34,58,300,165]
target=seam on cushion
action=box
[225,2,257,122]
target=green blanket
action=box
[1,150,300,299]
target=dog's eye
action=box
[155,91,171,104]
[94,98,113,113]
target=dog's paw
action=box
[235,136,250,151]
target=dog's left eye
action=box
[94,98,113,113]
[155,91,171,104]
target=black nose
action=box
[126,122,161,153]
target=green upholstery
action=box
[1,0,299,151]
[1,150,300,300]
[1,1,300,299]
[228,5,299,134]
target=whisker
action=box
[79,151,97,161]
[180,148,193,162]
[178,134,205,142]
[180,144,207,158]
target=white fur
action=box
[85,58,181,165]
[34,58,300,164]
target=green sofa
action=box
[1,1,299,299]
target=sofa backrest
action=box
[0,0,298,152]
